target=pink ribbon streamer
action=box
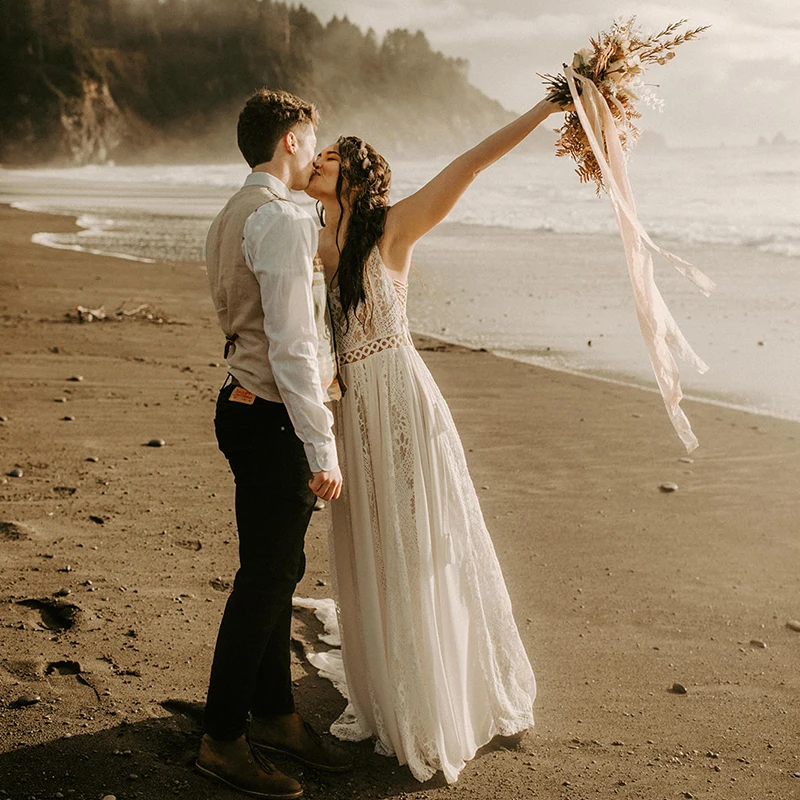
[565,65,714,452]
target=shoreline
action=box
[417,321,800,427]
[7,203,800,429]
[2,203,800,800]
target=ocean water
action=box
[1,146,798,424]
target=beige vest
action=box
[205,185,339,402]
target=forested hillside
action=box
[0,0,524,165]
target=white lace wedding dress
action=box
[327,246,536,783]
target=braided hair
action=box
[321,135,391,331]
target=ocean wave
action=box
[30,232,156,263]
[430,207,800,257]
[5,162,248,189]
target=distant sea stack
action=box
[0,0,515,166]
[757,132,798,148]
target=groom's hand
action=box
[309,466,343,501]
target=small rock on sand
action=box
[11,693,41,708]
[68,375,84,382]
[147,438,166,447]
[659,482,679,492]
[62,415,75,422]
[750,639,767,649]
[86,456,99,462]
[0,415,8,422]
[670,682,688,694]
[8,467,24,478]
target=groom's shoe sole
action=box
[195,760,304,799]
[250,742,354,773]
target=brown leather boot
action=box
[249,712,353,773]
[195,733,303,798]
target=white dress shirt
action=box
[241,172,337,473]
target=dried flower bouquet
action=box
[541,18,710,191]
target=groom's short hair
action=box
[237,89,319,168]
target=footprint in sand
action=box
[16,598,81,631]
[0,521,36,541]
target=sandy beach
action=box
[1,203,799,800]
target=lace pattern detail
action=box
[339,332,413,364]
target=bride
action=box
[305,95,565,783]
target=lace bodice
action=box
[328,247,413,365]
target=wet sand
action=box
[1,204,799,800]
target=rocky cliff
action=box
[0,0,520,166]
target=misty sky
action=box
[301,0,800,147]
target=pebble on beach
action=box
[660,482,679,492]
[11,693,41,708]
[147,438,166,447]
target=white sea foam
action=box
[4,146,798,256]
[30,232,156,263]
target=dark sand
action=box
[1,205,799,800]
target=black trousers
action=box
[203,382,316,741]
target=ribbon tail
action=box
[568,69,715,296]
[564,66,709,451]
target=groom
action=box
[198,88,350,797]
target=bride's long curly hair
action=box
[319,135,391,331]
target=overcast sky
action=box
[300,0,800,148]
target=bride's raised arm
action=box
[383,97,564,259]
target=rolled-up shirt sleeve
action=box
[243,204,338,473]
